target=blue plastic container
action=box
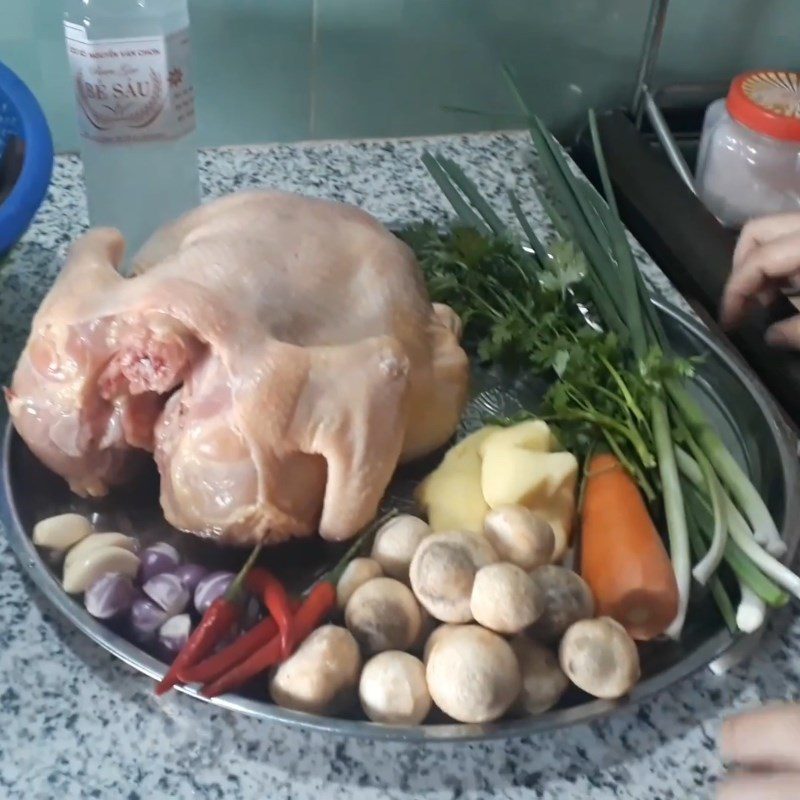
[0,60,54,256]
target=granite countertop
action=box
[1,132,798,800]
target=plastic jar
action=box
[695,70,800,228]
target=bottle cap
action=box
[727,71,800,142]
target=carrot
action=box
[580,453,679,641]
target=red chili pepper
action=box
[178,598,302,685]
[246,568,295,659]
[200,581,336,698]
[155,543,262,696]
[198,510,398,700]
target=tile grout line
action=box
[309,0,319,139]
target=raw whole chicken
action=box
[8,191,469,545]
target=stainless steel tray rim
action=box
[2,299,797,743]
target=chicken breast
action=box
[7,191,469,545]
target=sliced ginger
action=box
[416,426,498,533]
[417,420,578,560]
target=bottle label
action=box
[64,22,196,144]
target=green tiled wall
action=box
[3,0,799,152]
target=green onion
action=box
[669,381,786,557]
[651,398,691,636]
[586,111,648,360]
[736,585,767,633]
[536,189,576,243]
[434,157,507,237]
[685,499,737,633]
[679,423,728,585]
[525,117,627,328]
[710,576,739,634]
[677,447,800,600]
[683,479,787,607]
[508,189,548,264]
[421,151,490,235]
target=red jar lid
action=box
[726,71,800,141]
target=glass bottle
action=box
[63,0,200,262]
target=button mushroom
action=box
[269,625,362,715]
[422,623,463,664]
[559,617,640,699]
[426,624,521,723]
[470,562,544,635]
[483,505,555,570]
[370,514,430,582]
[410,605,437,654]
[62,546,141,594]
[33,513,92,552]
[359,651,431,725]
[409,530,498,623]
[336,557,383,611]
[528,565,595,643]
[510,635,569,714]
[344,577,422,655]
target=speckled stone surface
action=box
[0,132,798,800]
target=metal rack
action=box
[630,0,696,194]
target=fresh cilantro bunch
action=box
[402,224,694,498]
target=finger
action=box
[721,704,800,771]
[718,772,800,800]
[721,231,800,326]
[766,316,800,349]
[733,213,800,273]
[757,287,780,308]
[721,294,760,330]
[733,226,760,275]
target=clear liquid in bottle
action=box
[63,0,200,262]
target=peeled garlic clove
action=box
[64,532,138,570]
[33,514,92,551]
[63,546,140,594]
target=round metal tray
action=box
[2,300,798,743]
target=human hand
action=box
[720,212,800,346]
[717,703,800,798]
